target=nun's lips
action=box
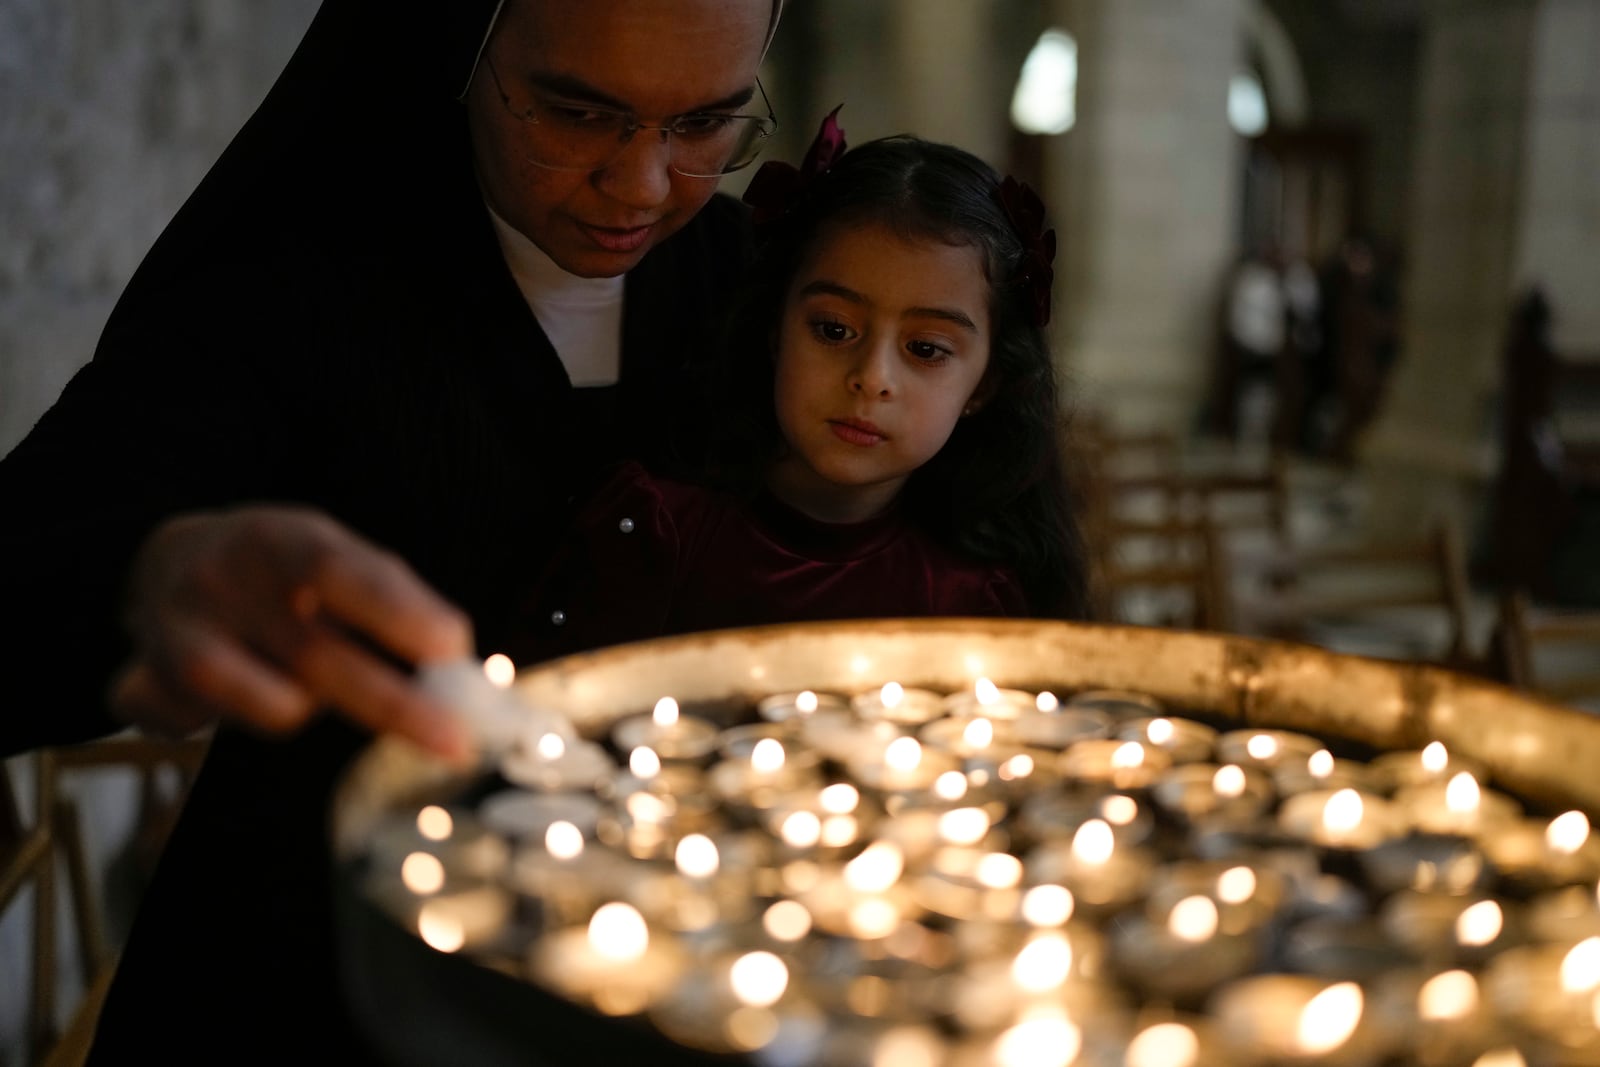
[576,221,655,253]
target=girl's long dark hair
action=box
[704,135,1088,619]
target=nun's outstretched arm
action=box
[112,505,476,763]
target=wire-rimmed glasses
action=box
[485,54,778,179]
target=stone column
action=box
[1358,0,1550,535]
[1044,0,1246,433]
[889,0,1007,165]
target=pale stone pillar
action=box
[1044,0,1246,433]
[889,0,1007,165]
[1359,0,1592,535]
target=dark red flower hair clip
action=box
[742,105,848,227]
[999,176,1057,328]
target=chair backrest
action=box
[1217,519,1473,665]
[1492,590,1600,708]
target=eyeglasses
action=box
[485,54,778,179]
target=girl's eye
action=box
[810,318,855,344]
[907,340,951,362]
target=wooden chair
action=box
[1491,591,1600,708]
[1216,519,1473,666]
[3,733,208,1065]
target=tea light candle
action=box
[648,949,795,1055]
[1483,937,1600,1056]
[849,736,957,795]
[1368,967,1508,1067]
[366,808,510,883]
[911,846,1026,922]
[1122,1017,1230,1067]
[852,682,944,725]
[1112,893,1260,1002]
[1024,818,1155,913]
[1279,788,1403,850]
[1017,790,1155,850]
[611,696,719,762]
[1118,716,1218,764]
[799,708,904,764]
[1273,748,1381,797]
[1150,763,1275,826]
[509,819,636,923]
[1283,916,1417,982]
[757,688,847,723]
[1478,810,1600,893]
[1009,707,1111,750]
[1147,860,1288,936]
[1527,883,1600,943]
[410,881,515,954]
[1216,728,1327,771]
[709,736,819,813]
[1369,741,1487,794]
[799,841,920,939]
[499,730,615,793]
[941,677,1034,720]
[1065,688,1166,720]
[1212,975,1387,1066]
[1059,738,1172,790]
[530,901,686,1016]
[1378,891,1520,966]
[917,713,1017,757]
[1357,832,1491,895]
[478,790,602,841]
[1396,772,1521,838]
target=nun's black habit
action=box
[0,2,759,1060]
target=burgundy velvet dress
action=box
[506,462,1027,664]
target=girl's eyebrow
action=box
[799,279,979,333]
[527,71,755,114]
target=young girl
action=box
[506,114,1087,662]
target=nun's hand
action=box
[111,506,475,762]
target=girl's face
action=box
[768,221,993,523]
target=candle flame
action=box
[750,738,786,774]
[1101,795,1139,826]
[1560,937,1600,993]
[417,903,466,953]
[962,717,995,750]
[822,815,860,847]
[937,807,991,846]
[1147,718,1175,745]
[1455,900,1503,946]
[1322,789,1365,835]
[795,690,819,714]
[675,833,720,879]
[1421,741,1449,773]
[845,842,905,893]
[847,897,901,939]
[1308,749,1335,778]
[934,770,970,800]
[975,677,1001,705]
[625,791,669,823]
[416,805,453,842]
[1168,895,1219,942]
[1472,1051,1527,1067]
[880,682,905,709]
[1011,933,1074,992]
[629,746,661,779]
[1217,865,1258,904]
[1295,982,1363,1054]
[885,736,923,772]
[1070,819,1115,866]
[1021,884,1075,927]
[1445,772,1480,814]
[1111,741,1146,769]
[545,820,584,860]
[762,900,812,942]
[976,852,1024,889]
[1246,733,1279,761]
[730,951,789,1008]
[1036,691,1060,712]
[1213,765,1248,798]
[401,852,446,895]
[1000,754,1036,781]
[483,653,515,688]
[1418,969,1478,1021]
[536,732,566,760]
[588,902,648,962]
[819,783,860,813]
[1548,811,1591,854]
[1126,1023,1199,1067]
[780,811,822,849]
[994,1013,1081,1067]
[652,696,679,727]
